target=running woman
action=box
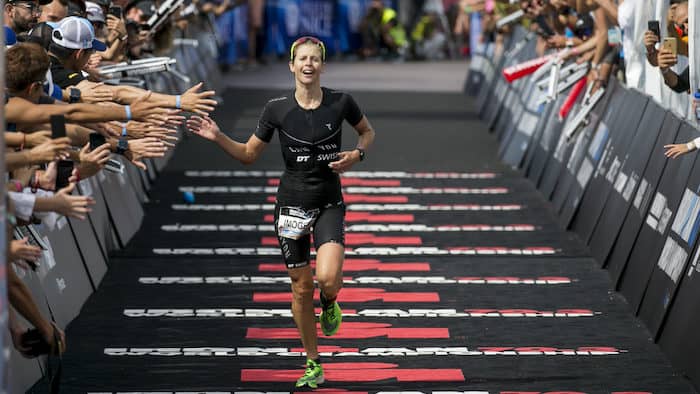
[186,36,376,388]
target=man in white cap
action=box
[47,15,106,90]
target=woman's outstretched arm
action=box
[187,115,267,164]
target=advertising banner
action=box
[569,90,648,242]
[606,113,683,284]
[618,124,698,311]
[588,100,667,265]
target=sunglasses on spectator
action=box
[12,2,42,15]
[290,36,326,62]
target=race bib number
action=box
[277,206,319,240]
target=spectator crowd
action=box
[458,0,697,126]
[3,0,219,371]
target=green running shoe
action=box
[295,359,324,388]
[320,301,342,336]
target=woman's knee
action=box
[316,272,342,295]
[290,275,314,300]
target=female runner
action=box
[187,36,376,388]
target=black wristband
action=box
[116,138,129,155]
[355,148,365,161]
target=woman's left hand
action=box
[328,150,360,174]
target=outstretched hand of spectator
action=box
[29,138,72,165]
[130,91,170,123]
[9,238,42,269]
[124,137,169,170]
[25,131,51,148]
[664,143,692,159]
[180,82,218,116]
[124,121,177,140]
[76,81,114,103]
[78,142,111,178]
[54,183,95,220]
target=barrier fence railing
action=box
[467,27,700,391]
[7,15,223,393]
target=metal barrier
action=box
[468,26,700,390]
[7,16,223,393]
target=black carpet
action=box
[56,88,696,393]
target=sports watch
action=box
[69,88,81,103]
[116,138,129,155]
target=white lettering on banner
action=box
[79,178,93,196]
[657,237,688,283]
[85,391,659,394]
[171,204,523,212]
[688,242,700,278]
[86,392,493,394]
[670,188,700,244]
[137,276,572,285]
[177,186,509,194]
[593,143,612,180]
[123,308,597,318]
[178,186,275,193]
[151,247,558,256]
[647,192,669,233]
[159,224,536,233]
[56,216,67,231]
[56,277,66,293]
[345,187,509,195]
[622,173,639,202]
[171,204,275,211]
[84,391,656,394]
[605,157,622,185]
[634,178,650,211]
[658,208,673,234]
[182,170,498,179]
[346,204,522,211]
[576,158,594,188]
[104,346,624,357]
[613,170,628,194]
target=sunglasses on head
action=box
[290,36,326,62]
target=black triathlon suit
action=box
[255,87,364,269]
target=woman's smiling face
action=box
[289,42,325,85]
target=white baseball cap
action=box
[52,16,107,51]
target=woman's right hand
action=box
[187,116,222,141]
